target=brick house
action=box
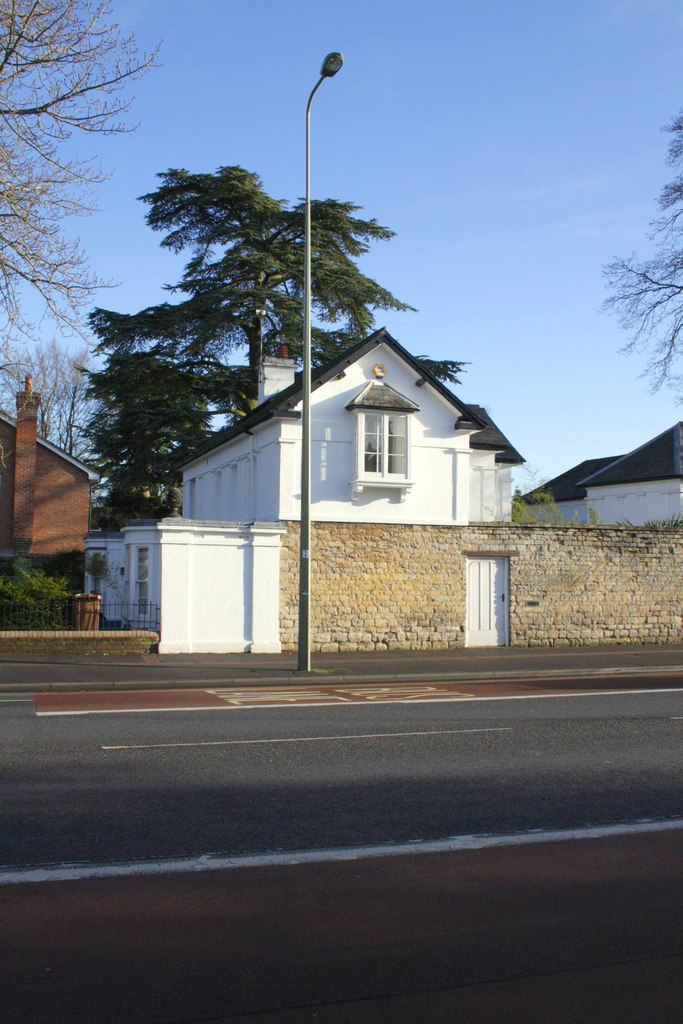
[0,379,99,556]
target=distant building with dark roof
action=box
[523,424,683,524]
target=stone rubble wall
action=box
[279,522,683,651]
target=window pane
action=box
[364,414,382,473]
[136,548,149,581]
[387,417,406,475]
[136,548,149,602]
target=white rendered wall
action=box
[87,520,285,652]
[181,342,515,525]
[300,345,474,524]
[121,523,163,610]
[586,480,683,525]
[183,422,283,523]
[468,453,510,521]
[84,533,126,604]
[553,500,589,523]
[155,519,285,653]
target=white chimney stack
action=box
[257,345,297,404]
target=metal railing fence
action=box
[100,600,160,633]
[0,597,160,633]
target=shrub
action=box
[0,568,72,629]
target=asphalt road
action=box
[2,681,682,1023]
[2,829,682,1024]
[2,683,681,870]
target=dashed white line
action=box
[102,727,512,751]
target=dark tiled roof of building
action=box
[524,456,620,503]
[579,423,683,487]
[346,382,420,412]
[180,328,523,468]
[466,405,525,465]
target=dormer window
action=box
[347,382,418,501]
[363,412,407,477]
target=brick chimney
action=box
[12,376,40,555]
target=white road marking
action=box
[1,817,681,886]
[35,684,683,716]
[101,727,512,751]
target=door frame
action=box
[465,555,510,647]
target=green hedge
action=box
[0,569,73,630]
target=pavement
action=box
[2,641,683,691]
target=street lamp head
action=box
[320,52,344,78]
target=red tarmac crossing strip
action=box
[33,675,683,715]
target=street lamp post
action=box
[297,52,344,673]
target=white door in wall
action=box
[466,557,509,646]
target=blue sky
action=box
[63,0,683,484]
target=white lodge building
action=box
[86,330,523,652]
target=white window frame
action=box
[351,410,414,501]
[135,546,149,606]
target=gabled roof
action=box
[180,328,523,468]
[346,382,420,413]
[466,405,525,465]
[523,456,621,504]
[579,423,683,487]
[0,410,100,482]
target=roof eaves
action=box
[179,327,490,468]
[178,404,300,470]
[579,424,682,486]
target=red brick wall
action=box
[33,445,92,554]
[0,415,93,555]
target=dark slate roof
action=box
[523,456,620,504]
[180,328,523,468]
[346,382,420,413]
[466,405,525,465]
[578,423,683,487]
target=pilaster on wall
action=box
[279,521,683,652]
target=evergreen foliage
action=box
[0,566,72,629]
[87,166,465,521]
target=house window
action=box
[186,478,196,518]
[362,413,408,478]
[352,411,413,501]
[136,547,149,606]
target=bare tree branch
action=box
[0,335,95,457]
[0,1,159,341]
[604,107,683,392]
